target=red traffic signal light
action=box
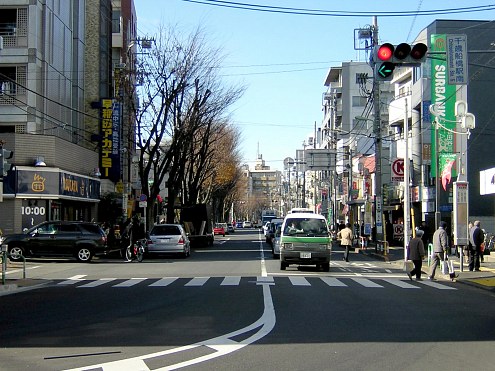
[376,43,394,61]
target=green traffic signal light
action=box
[377,62,395,79]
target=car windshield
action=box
[284,218,329,237]
[151,225,181,236]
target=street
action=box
[1,229,495,371]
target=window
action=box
[112,10,121,33]
[151,226,181,236]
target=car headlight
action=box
[283,243,293,250]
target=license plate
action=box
[300,252,311,258]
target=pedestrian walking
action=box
[337,222,353,262]
[428,221,449,280]
[418,221,431,246]
[469,220,484,272]
[407,229,426,280]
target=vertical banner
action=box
[453,181,468,245]
[430,34,457,178]
[100,99,121,182]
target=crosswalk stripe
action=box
[381,278,420,289]
[149,277,179,287]
[185,277,209,286]
[113,278,147,287]
[78,278,117,288]
[221,276,241,286]
[58,274,86,285]
[351,278,384,288]
[417,280,457,290]
[320,277,347,287]
[257,276,274,284]
[288,276,311,286]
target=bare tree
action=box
[128,25,244,226]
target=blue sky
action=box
[135,1,495,171]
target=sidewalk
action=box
[360,243,495,291]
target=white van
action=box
[279,213,331,272]
[288,207,314,214]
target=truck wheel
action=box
[280,261,287,270]
[321,262,330,272]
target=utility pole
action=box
[403,99,410,261]
[372,16,384,240]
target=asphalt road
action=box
[1,229,495,371]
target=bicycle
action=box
[125,239,146,262]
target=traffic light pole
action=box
[372,17,384,241]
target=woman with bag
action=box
[407,229,426,281]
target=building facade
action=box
[0,0,135,234]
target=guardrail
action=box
[1,244,26,284]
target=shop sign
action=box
[100,99,121,182]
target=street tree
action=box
[127,25,244,226]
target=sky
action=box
[134,1,495,171]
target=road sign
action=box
[446,34,468,85]
[392,158,404,181]
[139,201,147,208]
[139,194,147,202]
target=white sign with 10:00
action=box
[21,206,46,216]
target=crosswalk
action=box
[56,275,457,290]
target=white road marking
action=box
[381,278,420,289]
[78,278,117,288]
[113,278,147,287]
[320,277,347,287]
[64,281,276,371]
[185,277,209,286]
[4,265,41,275]
[288,276,311,286]
[351,278,384,288]
[257,276,274,285]
[259,231,268,277]
[221,276,241,286]
[417,280,457,290]
[58,275,86,285]
[149,277,179,287]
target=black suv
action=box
[3,221,111,262]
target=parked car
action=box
[226,224,235,234]
[236,221,243,228]
[213,223,227,236]
[147,224,190,258]
[2,221,111,262]
[243,220,252,228]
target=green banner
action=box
[430,34,457,177]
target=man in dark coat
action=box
[407,229,426,280]
[469,220,484,272]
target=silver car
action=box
[147,224,191,258]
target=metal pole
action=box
[372,17,383,240]
[404,100,410,261]
[435,120,441,230]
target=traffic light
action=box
[373,42,428,80]
[0,146,14,177]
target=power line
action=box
[180,1,495,17]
